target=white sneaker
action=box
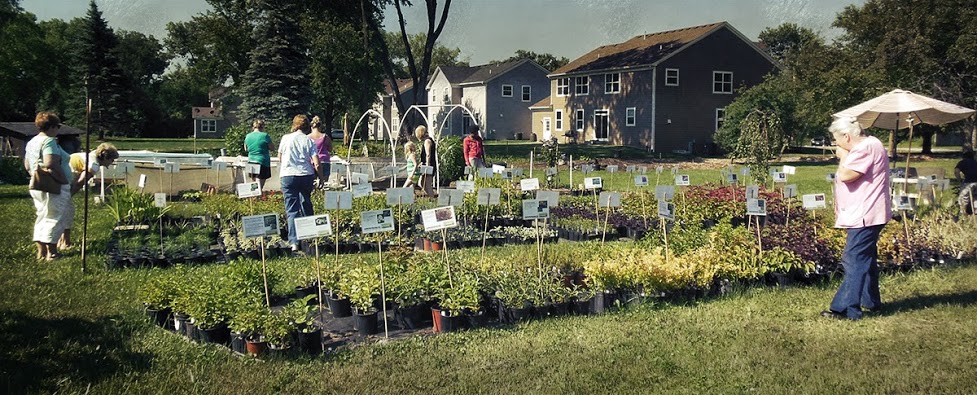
[291,244,299,252]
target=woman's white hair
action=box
[829,116,863,137]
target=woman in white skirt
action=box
[23,112,72,261]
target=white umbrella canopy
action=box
[833,89,975,130]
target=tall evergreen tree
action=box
[237,0,312,123]
[75,0,131,139]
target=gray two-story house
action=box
[531,22,777,153]
[427,59,550,140]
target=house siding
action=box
[484,62,550,140]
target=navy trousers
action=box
[830,224,885,320]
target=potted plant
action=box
[343,266,381,336]
[138,273,178,329]
[281,295,321,355]
[228,305,271,357]
[262,312,294,357]
[435,270,483,332]
[183,279,233,345]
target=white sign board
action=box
[599,191,622,208]
[245,163,261,176]
[894,194,913,211]
[478,167,495,178]
[349,172,370,184]
[477,188,501,206]
[154,158,168,167]
[211,161,227,171]
[163,162,180,174]
[115,162,135,174]
[492,164,505,174]
[626,165,636,173]
[520,178,540,191]
[580,164,594,174]
[521,199,550,220]
[535,190,560,207]
[658,200,675,221]
[352,183,373,198]
[675,175,690,186]
[502,170,514,180]
[437,188,465,207]
[331,163,346,174]
[638,166,648,174]
[671,166,679,175]
[153,193,167,208]
[782,165,796,175]
[455,180,476,193]
[655,185,675,201]
[417,165,434,175]
[138,174,148,188]
[512,168,524,177]
[726,173,738,184]
[802,194,826,209]
[784,184,797,199]
[655,166,664,175]
[606,165,619,173]
[741,167,751,176]
[584,177,603,189]
[421,206,458,231]
[634,175,649,187]
[546,167,557,176]
[324,191,353,210]
[242,214,280,238]
[237,182,262,198]
[747,198,767,216]
[380,165,399,176]
[746,185,759,200]
[360,209,395,234]
[772,172,787,183]
[295,214,333,240]
[386,187,415,205]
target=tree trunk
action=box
[888,130,897,161]
[920,126,934,155]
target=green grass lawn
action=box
[2,158,977,393]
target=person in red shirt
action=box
[462,125,486,169]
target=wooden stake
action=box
[378,240,389,339]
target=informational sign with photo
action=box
[386,187,415,205]
[747,198,767,216]
[655,185,675,201]
[417,165,434,175]
[746,185,759,200]
[138,174,148,188]
[726,173,738,184]
[521,199,550,220]
[599,191,622,208]
[535,190,560,207]
[295,214,333,240]
[154,158,168,167]
[163,162,181,173]
[658,200,675,221]
[782,165,796,175]
[479,167,495,178]
[520,178,540,191]
[352,183,373,198]
[784,184,797,199]
[242,213,280,238]
[477,188,501,206]
[584,177,602,189]
[772,172,787,183]
[421,206,458,231]
[635,175,649,187]
[245,163,261,176]
[154,193,167,208]
[437,188,465,207]
[675,174,690,186]
[455,180,475,193]
[894,194,913,211]
[324,191,353,210]
[360,209,395,234]
[802,194,826,209]
[237,181,262,198]
[606,165,619,173]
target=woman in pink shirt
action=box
[822,117,891,321]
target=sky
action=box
[21,0,866,65]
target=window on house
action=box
[555,110,563,131]
[502,85,513,97]
[716,108,726,132]
[557,78,570,96]
[713,71,733,94]
[574,76,589,95]
[575,109,585,131]
[665,68,679,86]
[605,73,620,93]
[626,107,636,126]
[201,119,217,133]
[522,85,531,102]
[443,87,450,104]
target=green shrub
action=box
[438,135,465,185]
[223,120,291,157]
[0,156,29,185]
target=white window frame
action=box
[502,84,513,97]
[625,107,636,127]
[556,78,570,96]
[604,73,620,94]
[200,119,217,133]
[575,109,585,132]
[715,108,726,132]
[665,68,679,86]
[574,76,589,96]
[712,71,733,94]
[522,85,532,102]
[555,110,564,131]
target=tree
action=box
[164,0,255,87]
[383,31,467,78]
[0,8,55,120]
[237,0,312,123]
[757,23,821,64]
[494,49,568,72]
[76,0,133,138]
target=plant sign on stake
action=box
[802,193,827,236]
[598,191,621,244]
[421,206,459,286]
[325,191,353,264]
[477,188,501,258]
[242,213,280,307]
[635,175,650,227]
[658,199,675,261]
[360,209,395,338]
[438,188,465,207]
[386,187,415,241]
[520,178,540,192]
[522,198,550,301]
[783,184,797,227]
[295,213,333,348]
[746,198,766,258]
[584,176,602,211]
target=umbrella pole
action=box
[903,119,915,193]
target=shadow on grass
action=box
[0,311,151,394]
[879,290,977,316]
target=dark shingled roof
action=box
[383,79,415,95]
[529,96,551,109]
[438,65,480,84]
[552,22,726,75]
[0,122,86,139]
[461,59,526,84]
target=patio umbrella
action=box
[833,89,975,187]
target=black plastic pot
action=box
[230,332,247,354]
[354,310,379,336]
[173,312,190,336]
[327,294,352,318]
[145,306,171,328]
[395,304,428,329]
[295,328,322,355]
[198,323,230,345]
